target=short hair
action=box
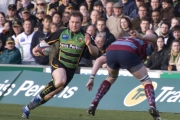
[157,36,164,41]
[51,22,58,27]
[172,25,180,32]
[95,33,105,41]
[90,10,100,16]
[171,40,180,47]
[140,17,150,24]
[97,18,106,24]
[43,15,52,22]
[70,11,83,22]
[138,4,148,12]
[152,9,161,15]
[23,19,32,25]
[171,17,180,24]
[120,16,132,29]
[63,11,70,16]
[52,12,62,18]
[162,0,173,5]
[160,21,171,29]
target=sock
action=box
[38,98,48,106]
[144,84,156,109]
[40,80,57,98]
[91,80,111,107]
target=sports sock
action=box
[144,84,156,109]
[40,80,57,98]
[91,80,111,107]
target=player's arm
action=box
[85,33,99,57]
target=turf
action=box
[0,104,179,120]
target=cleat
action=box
[22,106,30,119]
[149,106,162,120]
[87,104,96,116]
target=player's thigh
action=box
[106,66,119,84]
[52,68,67,86]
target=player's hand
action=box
[32,46,40,56]
[129,30,143,40]
[85,33,91,46]
[86,79,94,91]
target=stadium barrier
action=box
[0,70,180,113]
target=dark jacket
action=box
[0,31,12,48]
[145,48,167,70]
[174,1,180,17]
[103,28,116,49]
[161,6,175,22]
[161,53,177,71]
[0,47,21,64]
[30,27,50,65]
[123,0,136,17]
[58,4,67,16]
[132,17,141,32]
[164,34,175,49]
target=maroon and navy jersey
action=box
[107,37,149,60]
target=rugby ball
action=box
[36,42,51,56]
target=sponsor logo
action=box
[62,34,69,40]
[78,38,83,42]
[60,43,83,51]
[124,82,157,107]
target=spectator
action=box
[149,0,161,16]
[173,0,180,17]
[52,12,62,28]
[171,17,180,29]
[81,11,90,31]
[0,12,6,33]
[93,1,105,19]
[132,4,149,31]
[119,16,132,37]
[160,21,174,49]
[122,0,136,18]
[172,25,180,41]
[161,40,180,71]
[64,4,75,14]
[106,2,124,39]
[62,12,70,28]
[58,0,70,15]
[161,0,175,22]
[101,0,107,8]
[35,9,46,28]
[0,37,21,64]
[50,22,58,33]
[139,17,151,35]
[21,0,34,10]
[145,36,167,70]
[48,7,57,16]
[104,2,114,20]
[150,10,163,36]
[30,15,51,65]
[6,4,20,22]
[15,19,35,65]
[86,25,96,40]
[79,4,88,13]
[47,0,59,15]
[82,0,95,12]
[90,10,100,26]
[96,18,116,49]
[32,0,47,15]
[12,20,23,40]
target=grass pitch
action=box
[0,104,179,120]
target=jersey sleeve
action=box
[45,29,65,44]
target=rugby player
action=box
[21,11,99,119]
[86,30,162,120]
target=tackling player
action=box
[21,11,99,119]
[86,30,162,120]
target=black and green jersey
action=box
[45,28,88,69]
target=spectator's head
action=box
[171,17,180,29]
[52,12,61,24]
[113,2,124,17]
[43,15,52,30]
[82,11,90,24]
[140,17,150,33]
[3,21,11,32]
[156,36,165,50]
[7,4,17,18]
[69,11,83,33]
[36,0,47,10]
[6,37,15,50]
[0,12,6,27]
[36,9,46,20]
[135,0,144,8]
[96,18,106,32]
[50,22,58,33]
[93,1,103,13]
[105,2,114,16]
[138,4,148,19]
[21,7,30,20]
[162,0,173,9]
[62,12,70,25]
[22,0,31,4]
[23,19,32,33]
[65,4,74,14]
[86,25,96,37]
[151,0,160,10]
[172,25,180,40]
[62,0,70,6]
[79,4,88,13]
[120,16,132,30]
[12,20,23,36]
[90,10,100,24]
[151,10,161,23]
[171,40,180,53]
[95,34,105,50]
[48,7,57,16]
[160,21,171,36]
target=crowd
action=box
[0,0,180,71]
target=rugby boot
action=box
[87,104,96,116]
[22,106,30,119]
[149,106,162,120]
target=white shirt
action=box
[15,32,35,62]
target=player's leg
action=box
[129,64,161,120]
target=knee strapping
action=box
[140,75,150,83]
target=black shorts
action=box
[51,58,76,87]
[106,50,142,71]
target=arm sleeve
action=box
[45,29,64,44]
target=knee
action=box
[54,79,66,88]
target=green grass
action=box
[0,104,180,120]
